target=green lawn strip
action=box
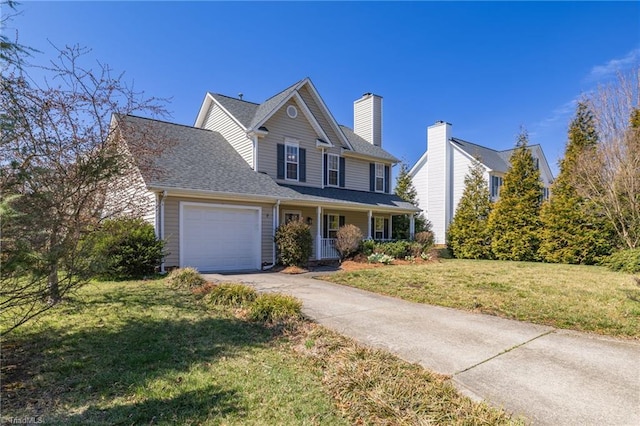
[2,278,519,425]
[326,259,640,338]
[1,280,346,425]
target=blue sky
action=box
[6,1,640,177]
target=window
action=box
[327,214,339,238]
[285,143,298,180]
[327,154,339,186]
[374,217,385,240]
[534,157,540,170]
[375,163,385,192]
[490,175,503,198]
[283,210,301,224]
[542,187,550,201]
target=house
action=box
[409,121,554,245]
[114,78,419,272]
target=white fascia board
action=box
[292,92,332,142]
[146,186,279,204]
[303,79,354,151]
[533,145,555,183]
[450,143,492,172]
[193,93,213,128]
[408,151,428,176]
[249,79,308,131]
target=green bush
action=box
[167,267,206,289]
[359,239,376,256]
[86,218,165,279]
[275,220,313,267]
[248,293,303,322]
[602,249,640,273]
[207,283,257,307]
[336,224,363,260]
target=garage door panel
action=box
[181,204,260,272]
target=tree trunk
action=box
[47,264,61,305]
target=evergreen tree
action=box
[392,162,429,239]
[488,130,543,261]
[447,157,493,259]
[539,102,614,264]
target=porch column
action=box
[367,210,372,239]
[316,206,322,260]
[409,214,415,240]
[388,215,393,241]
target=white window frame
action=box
[374,216,385,240]
[491,175,503,198]
[283,210,302,224]
[375,163,385,192]
[327,154,339,187]
[327,214,339,239]
[285,140,299,181]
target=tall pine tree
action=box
[488,129,543,261]
[392,162,429,239]
[447,157,493,259]
[539,102,613,264]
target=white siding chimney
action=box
[354,93,382,147]
[426,121,453,245]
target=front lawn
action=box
[326,259,640,338]
[1,278,517,425]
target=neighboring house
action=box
[114,78,419,272]
[409,121,554,245]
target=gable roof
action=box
[340,125,399,162]
[208,94,259,129]
[450,137,509,172]
[249,80,302,129]
[119,115,418,213]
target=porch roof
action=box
[278,184,419,213]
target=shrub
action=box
[275,220,313,267]
[602,249,640,274]
[367,253,394,264]
[86,217,165,279]
[167,267,205,289]
[359,239,376,256]
[207,283,257,307]
[336,224,363,260]
[248,293,302,323]
[414,231,435,247]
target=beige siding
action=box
[103,163,156,224]
[344,157,371,192]
[162,196,274,269]
[259,99,323,187]
[298,85,344,147]
[202,102,254,167]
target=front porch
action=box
[276,204,414,260]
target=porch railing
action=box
[320,238,339,259]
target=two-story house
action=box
[114,78,419,272]
[409,121,554,245]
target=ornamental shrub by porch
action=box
[335,224,363,260]
[275,219,313,267]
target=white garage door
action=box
[181,203,261,272]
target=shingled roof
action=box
[339,125,398,162]
[119,115,417,212]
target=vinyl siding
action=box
[103,162,156,225]
[343,157,371,192]
[412,160,429,223]
[259,99,323,186]
[426,126,450,245]
[297,85,345,148]
[202,102,254,167]
[162,196,274,269]
[451,147,474,218]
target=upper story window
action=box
[327,154,339,186]
[490,175,503,198]
[542,187,550,201]
[285,142,299,181]
[375,163,385,192]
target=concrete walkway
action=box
[203,271,640,426]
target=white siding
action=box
[103,162,156,225]
[202,102,254,167]
[451,147,474,219]
[353,94,382,147]
[412,159,429,221]
[425,122,452,245]
[162,196,274,269]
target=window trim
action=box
[282,210,302,225]
[327,154,339,187]
[374,216,385,240]
[490,175,503,198]
[327,214,339,239]
[285,140,299,181]
[375,163,385,193]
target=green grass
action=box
[2,279,518,425]
[326,259,640,338]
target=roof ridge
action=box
[121,114,212,132]
[210,92,260,106]
[451,137,499,153]
[260,78,305,104]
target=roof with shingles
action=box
[119,115,417,212]
[339,125,399,162]
[208,94,259,129]
[450,137,510,172]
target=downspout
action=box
[159,190,167,273]
[321,148,325,189]
[263,199,280,270]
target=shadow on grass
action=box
[2,288,279,425]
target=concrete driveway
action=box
[203,271,640,426]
